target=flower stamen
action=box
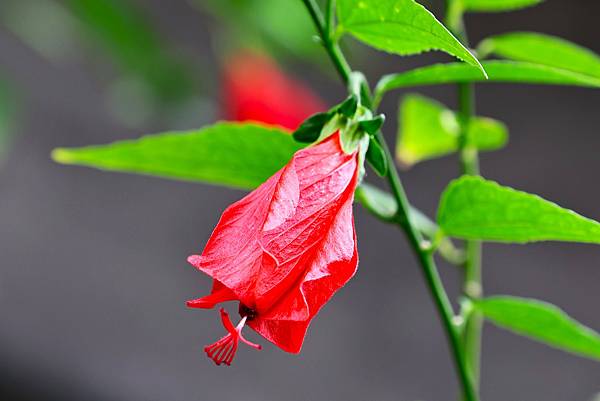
[204,308,262,365]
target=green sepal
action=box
[356,134,370,183]
[335,94,359,118]
[365,137,388,176]
[339,122,363,154]
[292,111,332,143]
[348,71,369,100]
[359,114,386,135]
[315,113,346,144]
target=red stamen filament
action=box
[204,308,261,366]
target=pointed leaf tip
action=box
[51,148,76,164]
[48,123,304,190]
[337,0,484,71]
[376,61,600,95]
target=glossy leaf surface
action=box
[478,32,600,78]
[52,123,304,190]
[476,296,600,361]
[337,0,484,72]
[438,176,600,243]
[376,61,600,94]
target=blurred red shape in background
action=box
[222,50,326,131]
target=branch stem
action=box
[300,1,477,400]
[458,81,483,389]
[446,0,484,391]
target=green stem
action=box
[458,81,483,389]
[457,83,479,175]
[325,0,335,38]
[378,132,477,401]
[300,1,477,400]
[446,0,484,391]
[462,238,482,383]
[300,0,351,82]
[300,0,372,108]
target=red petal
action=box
[249,199,358,353]
[186,280,237,309]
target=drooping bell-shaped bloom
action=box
[221,50,326,130]
[188,132,359,364]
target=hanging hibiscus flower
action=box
[187,131,360,365]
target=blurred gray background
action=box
[1,0,600,400]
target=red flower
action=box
[221,50,326,130]
[188,132,359,364]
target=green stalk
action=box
[457,83,479,175]
[458,81,484,388]
[446,0,484,391]
[300,1,477,400]
[379,131,477,401]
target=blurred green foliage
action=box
[396,94,507,166]
[0,0,203,128]
[197,0,321,60]
[0,78,15,160]
[0,0,329,129]
[64,0,195,104]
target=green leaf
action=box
[462,0,543,12]
[336,0,484,74]
[52,122,304,190]
[355,183,436,234]
[365,138,388,176]
[437,175,600,244]
[355,183,397,221]
[376,61,600,95]
[475,296,600,361]
[293,112,332,143]
[478,32,600,78]
[397,94,507,166]
[356,183,465,264]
